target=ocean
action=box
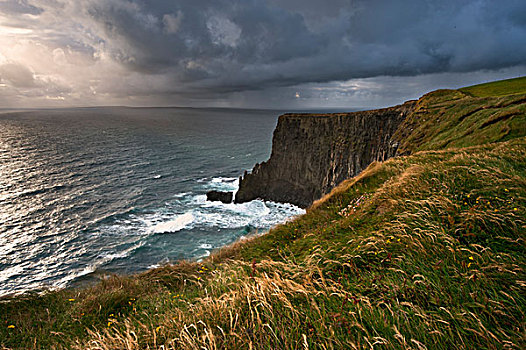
[0,107,304,297]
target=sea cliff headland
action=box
[1,77,525,350]
[236,77,526,208]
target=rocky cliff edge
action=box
[234,101,416,207]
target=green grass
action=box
[1,79,525,349]
[393,87,526,154]
[459,76,526,97]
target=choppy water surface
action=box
[0,107,304,296]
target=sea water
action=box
[0,107,305,296]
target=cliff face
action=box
[234,101,416,207]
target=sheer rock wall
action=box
[234,101,416,207]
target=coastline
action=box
[1,78,525,349]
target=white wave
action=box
[192,199,304,230]
[28,239,147,295]
[94,239,147,266]
[54,265,97,286]
[211,177,236,183]
[196,249,211,261]
[199,243,212,249]
[191,194,207,204]
[100,250,132,260]
[147,256,169,269]
[205,177,239,192]
[100,192,304,238]
[150,212,194,233]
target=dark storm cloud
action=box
[78,0,526,93]
[0,0,524,107]
[83,0,323,78]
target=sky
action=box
[0,0,525,109]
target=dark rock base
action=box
[206,190,233,204]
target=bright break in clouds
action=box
[0,0,525,108]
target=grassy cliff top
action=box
[393,79,526,155]
[459,76,526,97]
[1,78,525,349]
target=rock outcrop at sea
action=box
[206,190,233,204]
[234,101,416,208]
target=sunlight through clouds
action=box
[0,0,524,108]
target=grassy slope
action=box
[1,79,525,349]
[393,85,526,154]
[459,76,526,97]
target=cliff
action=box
[235,82,526,208]
[235,101,416,207]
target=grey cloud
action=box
[0,63,35,87]
[223,66,526,110]
[163,12,183,34]
[82,0,323,75]
[0,0,43,15]
[78,0,526,92]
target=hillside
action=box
[1,78,525,349]
[393,87,526,154]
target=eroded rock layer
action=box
[235,101,416,207]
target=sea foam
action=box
[150,212,194,233]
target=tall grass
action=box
[2,137,523,349]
